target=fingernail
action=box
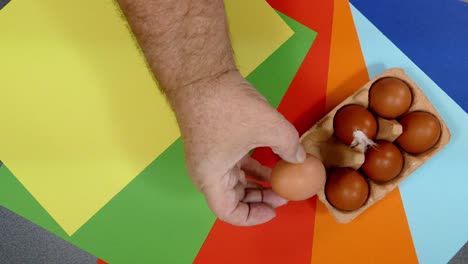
[296,146,306,163]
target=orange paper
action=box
[325,0,369,111]
[311,1,418,263]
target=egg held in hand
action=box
[325,168,369,211]
[271,154,326,201]
[361,140,404,183]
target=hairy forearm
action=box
[117,0,237,102]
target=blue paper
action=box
[351,5,468,264]
[350,0,468,111]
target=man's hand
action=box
[117,0,305,225]
[172,70,305,225]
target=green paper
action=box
[0,165,69,240]
[0,12,316,263]
[72,139,211,263]
[248,12,317,108]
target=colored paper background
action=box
[1,0,467,263]
[350,4,468,264]
[195,0,333,262]
[0,0,293,235]
[351,0,468,111]
[0,8,317,263]
[311,1,418,263]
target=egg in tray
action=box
[270,68,451,223]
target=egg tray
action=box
[300,68,451,223]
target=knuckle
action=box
[217,208,241,225]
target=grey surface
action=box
[0,206,96,264]
[449,242,468,264]
[0,0,10,10]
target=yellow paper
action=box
[224,0,294,76]
[0,0,292,235]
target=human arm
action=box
[117,0,306,225]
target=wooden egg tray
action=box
[300,68,451,223]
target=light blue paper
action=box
[351,4,468,264]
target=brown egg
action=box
[325,168,369,211]
[361,140,404,182]
[396,111,441,154]
[333,104,378,145]
[369,77,413,119]
[271,154,326,201]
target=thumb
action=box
[268,119,306,164]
